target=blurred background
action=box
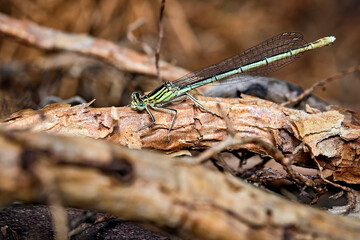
[0,0,359,118]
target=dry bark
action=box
[1,129,360,240]
[3,94,360,184]
[0,13,188,81]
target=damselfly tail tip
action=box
[326,36,336,45]
[329,36,336,43]
[319,36,336,46]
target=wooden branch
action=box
[2,94,360,184]
[1,129,360,240]
[0,13,188,81]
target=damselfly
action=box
[130,32,336,140]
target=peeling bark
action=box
[3,95,360,183]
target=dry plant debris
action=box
[3,94,360,185]
[1,130,360,239]
[0,12,188,81]
[0,3,360,239]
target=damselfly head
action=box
[130,91,146,110]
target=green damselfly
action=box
[130,32,336,140]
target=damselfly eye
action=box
[130,92,145,110]
[131,92,141,101]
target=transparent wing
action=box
[172,32,307,89]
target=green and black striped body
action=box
[131,82,181,110]
[130,32,336,140]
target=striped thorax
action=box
[131,82,180,111]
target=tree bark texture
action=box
[1,130,360,240]
[3,95,360,184]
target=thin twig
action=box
[280,142,322,190]
[0,12,188,81]
[219,154,237,176]
[285,142,305,165]
[34,162,69,240]
[126,18,153,56]
[247,167,287,183]
[195,136,318,189]
[239,157,271,179]
[126,18,146,45]
[68,211,98,237]
[282,65,360,107]
[216,102,235,136]
[155,0,166,84]
[313,157,358,213]
[195,137,281,166]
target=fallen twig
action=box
[1,129,360,239]
[313,157,359,212]
[0,13,188,81]
[282,65,360,107]
[155,0,166,83]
